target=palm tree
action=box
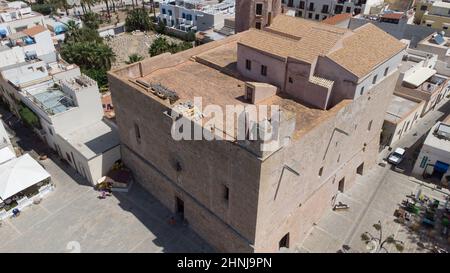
[125,53,143,64]
[361,221,404,253]
[150,0,156,19]
[63,20,81,42]
[94,43,116,70]
[50,0,71,15]
[104,0,111,20]
[83,11,102,29]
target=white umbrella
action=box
[0,154,50,200]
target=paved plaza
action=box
[0,157,213,253]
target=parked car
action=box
[388,148,406,165]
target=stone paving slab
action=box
[0,159,212,253]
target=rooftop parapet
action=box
[61,74,97,92]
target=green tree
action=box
[19,104,41,129]
[31,3,53,15]
[361,221,404,253]
[61,41,115,71]
[148,37,193,57]
[82,11,102,29]
[62,20,81,42]
[148,36,170,57]
[82,68,108,89]
[125,8,153,32]
[64,23,102,44]
[155,20,166,34]
[49,0,71,15]
[125,53,143,64]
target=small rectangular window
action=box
[223,185,229,201]
[289,77,293,83]
[246,59,252,70]
[368,120,373,131]
[360,86,364,95]
[255,21,262,29]
[256,3,263,15]
[372,75,378,84]
[319,167,323,177]
[261,65,267,76]
[135,123,141,142]
[384,67,389,76]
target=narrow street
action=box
[298,98,450,253]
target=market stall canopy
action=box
[403,67,436,88]
[0,153,50,200]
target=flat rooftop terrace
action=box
[23,81,74,115]
[59,120,120,160]
[113,33,348,140]
[385,95,421,124]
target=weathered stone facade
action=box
[108,1,404,251]
[109,63,398,252]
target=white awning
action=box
[403,67,436,88]
[0,154,50,200]
[0,147,15,165]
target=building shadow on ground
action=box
[111,182,216,253]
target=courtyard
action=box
[105,32,182,69]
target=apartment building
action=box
[348,9,436,47]
[416,32,450,76]
[281,0,384,21]
[394,42,450,118]
[0,1,45,36]
[158,0,235,32]
[0,58,120,185]
[412,115,450,184]
[418,1,450,35]
[109,1,405,251]
[381,94,425,147]
[2,25,56,65]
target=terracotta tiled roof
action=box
[265,15,345,39]
[327,23,406,78]
[322,13,352,25]
[381,13,404,20]
[266,15,315,38]
[295,27,347,63]
[22,25,47,37]
[240,20,405,78]
[240,16,349,63]
[238,29,304,60]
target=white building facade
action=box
[413,117,450,185]
[0,61,121,185]
[159,0,235,32]
[282,0,384,21]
